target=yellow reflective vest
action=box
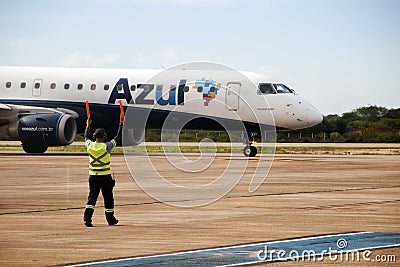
[86,140,116,175]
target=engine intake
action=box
[18,113,77,149]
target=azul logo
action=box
[191,79,221,106]
[108,78,220,106]
[108,78,187,106]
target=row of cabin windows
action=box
[4,81,136,92]
[5,81,292,94]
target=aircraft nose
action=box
[307,107,323,126]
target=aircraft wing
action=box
[0,103,78,153]
[0,103,12,110]
[0,103,78,118]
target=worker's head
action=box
[93,128,107,142]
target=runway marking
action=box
[68,232,400,266]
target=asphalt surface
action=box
[0,150,399,266]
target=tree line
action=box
[278,106,400,143]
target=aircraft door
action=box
[32,79,42,97]
[225,82,241,111]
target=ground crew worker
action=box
[83,114,124,227]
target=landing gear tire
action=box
[243,145,257,157]
[22,143,48,154]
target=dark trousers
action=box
[83,174,116,223]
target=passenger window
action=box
[117,84,123,91]
[6,82,11,88]
[130,85,136,91]
[34,83,40,89]
[21,82,26,89]
[50,83,56,89]
[258,83,275,94]
[104,84,110,90]
[77,84,83,90]
[184,86,189,92]
[91,84,96,90]
[64,83,70,90]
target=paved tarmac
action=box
[68,232,400,266]
[0,151,399,266]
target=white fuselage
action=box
[0,66,322,131]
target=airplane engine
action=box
[123,128,145,146]
[11,113,77,153]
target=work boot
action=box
[83,206,95,224]
[84,221,93,227]
[106,212,118,226]
[108,218,119,226]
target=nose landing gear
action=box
[243,132,258,157]
[243,144,257,157]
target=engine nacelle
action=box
[123,128,145,146]
[16,113,77,152]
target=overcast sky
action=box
[1,0,399,115]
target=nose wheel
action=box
[243,145,257,157]
[243,131,258,157]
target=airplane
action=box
[0,65,323,156]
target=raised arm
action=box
[106,113,124,152]
[85,118,93,142]
[114,112,125,144]
[114,121,123,144]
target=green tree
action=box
[354,106,388,121]
[329,132,345,142]
[385,108,400,119]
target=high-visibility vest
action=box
[87,142,112,175]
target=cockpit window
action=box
[258,83,276,94]
[274,84,293,94]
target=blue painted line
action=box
[69,232,400,267]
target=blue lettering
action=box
[136,84,154,105]
[177,79,187,105]
[156,84,176,106]
[107,78,133,104]
[108,78,187,106]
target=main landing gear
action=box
[243,132,258,157]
